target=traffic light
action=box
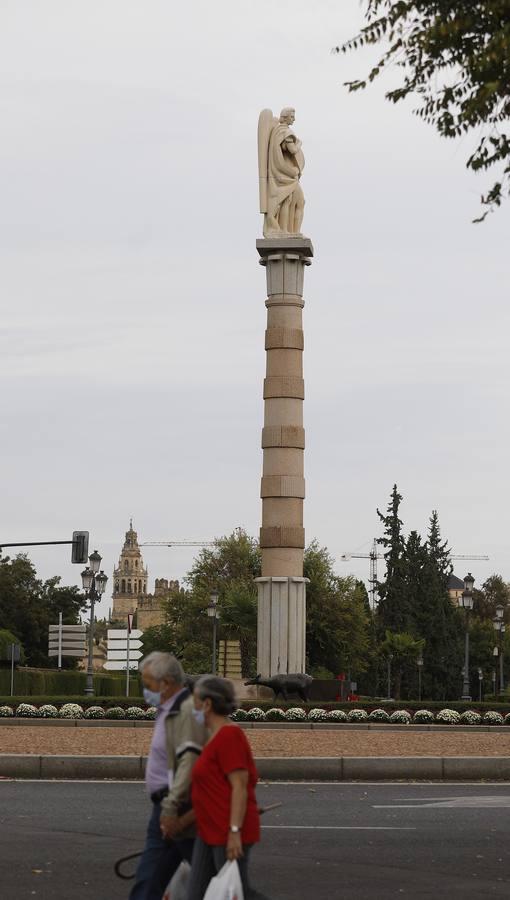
[71,531,89,564]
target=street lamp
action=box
[417,653,424,702]
[81,551,108,696]
[460,573,474,700]
[206,590,219,676]
[493,610,506,695]
[386,653,393,700]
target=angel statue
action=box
[258,107,305,238]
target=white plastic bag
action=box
[162,860,191,900]
[203,860,244,900]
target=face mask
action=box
[192,707,205,726]
[143,687,162,707]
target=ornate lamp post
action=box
[417,653,424,702]
[460,572,474,701]
[81,550,108,696]
[206,590,219,676]
[493,604,505,695]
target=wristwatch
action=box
[229,825,240,833]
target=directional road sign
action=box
[107,639,143,651]
[49,649,87,658]
[108,629,143,641]
[49,625,86,633]
[107,649,143,661]
[104,661,139,671]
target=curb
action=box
[2,754,510,781]
[1,719,509,734]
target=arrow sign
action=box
[49,624,86,633]
[49,649,87,658]
[107,650,143,661]
[108,629,143,640]
[48,641,86,650]
[108,639,143,651]
[104,661,139,671]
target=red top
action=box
[191,724,260,846]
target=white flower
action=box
[245,707,266,721]
[413,709,435,724]
[483,710,504,726]
[368,708,390,723]
[307,708,328,722]
[125,706,145,719]
[144,706,157,720]
[326,709,347,722]
[460,710,482,726]
[39,704,58,718]
[58,703,84,719]
[0,705,14,717]
[285,707,307,721]
[16,703,38,718]
[347,708,368,722]
[105,706,125,720]
[84,706,106,719]
[265,708,287,722]
[436,709,461,725]
[389,710,411,725]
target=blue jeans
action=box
[186,837,252,900]
[129,801,194,900]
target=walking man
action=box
[129,652,205,900]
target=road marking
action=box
[374,796,510,809]
[262,825,416,830]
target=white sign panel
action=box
[49,649,87,658]
[108,639,143,651]
[107,649,143,661]
[49,624,86,633]
[104,660,139,671]
[107,629,143,640]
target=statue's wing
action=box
[258,109,275,213]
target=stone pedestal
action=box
[256,237,313,677]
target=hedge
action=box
[0,667,142,698]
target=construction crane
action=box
[139,541,215,548]
[341,539,489,612]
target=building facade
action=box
[111,523,178,628]
[111,522,149,623]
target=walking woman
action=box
[185,676,260,899]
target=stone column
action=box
[255,237,313,677]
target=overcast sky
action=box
[1,0,509,619]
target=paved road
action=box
[2,781,510,898]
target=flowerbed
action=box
[1,702,510,725]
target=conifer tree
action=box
[376,485,410,634]
[413,511,463,700]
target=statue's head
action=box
[279,107,295,125]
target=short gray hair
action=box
[195,676,236,716]
[139,652,184,685]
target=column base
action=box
[255,576,308,677]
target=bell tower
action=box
[111,520,148,623]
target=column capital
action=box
[256,237,314,260]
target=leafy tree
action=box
[141,623,181,658]
[473,574,510,619]
[335,1,510,221]
[381,629,425,700]
[0,554,86,667]
[376,485,409,633]
[304,542,371,678]
[0,629,25,665]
